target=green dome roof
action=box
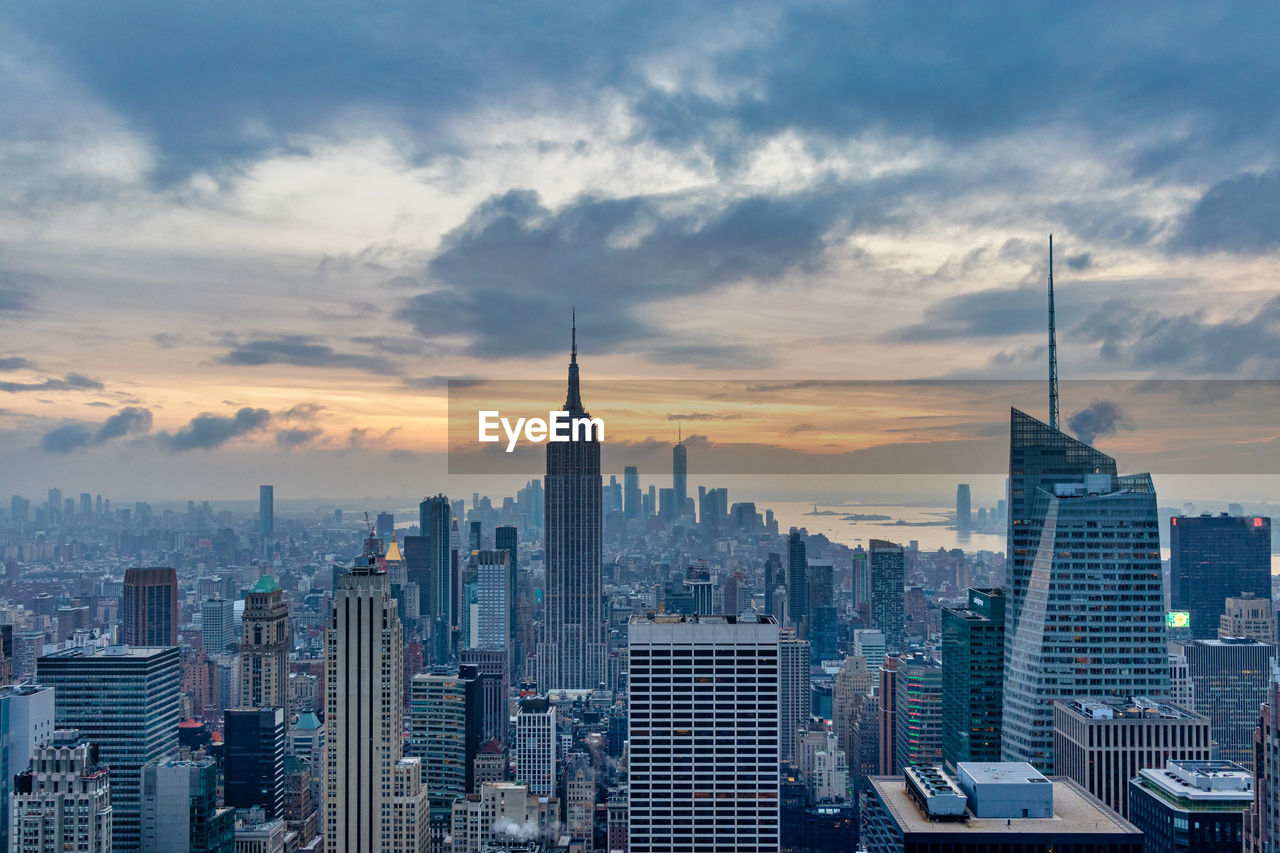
[252,575,281,593]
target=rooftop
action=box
[1136,761,1253,805]
[1061,696,1201,721]
[251,575,281,594]
[869,776,1140,837]
[629,613,777,625]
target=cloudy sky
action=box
[1,2,1279,502]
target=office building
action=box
[863,763,1144,853]
[516,697,556,798]
[494,525,519,678]
[240,575,290,717]
[539,321,605,691]
[224,707,287,819]
[450,782,559,853]
[1220,592,1277,644]
[807,559,838,662]
[672,441,686,512]
[1129,760,1251,853]
[628,614,780,853]
[407,669,483,817]
[375,511,394,550]
[878,656,899,775]
[564,752,596,843]
[941,588,1004,772]
[956,484,971,535]
[788,530,807,631]
[1053,696,1211,818]
[1002,408,1169,771]
[459,649,508,743]
[854,629,886,663]
[201,598,235,655]
[259,485,274,538]
[1171,513,1271,640]
[472,549,509,651]
[38,645,181,853]
[624,465,640,519]
[1186,637,1275,765]
[780,634,811,762]
[140,753,234,853]
[324,542,428,853]
[419,494,453,663]
[895,653,943,771]
[1246,661,1280,853]
[869,540,905,655]
[0,683,57,849]
[764,552,782,618]
[12,731,112,853]
[122,567,178,647]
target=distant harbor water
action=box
[767,501,1006,555]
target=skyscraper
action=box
[515,697,556,798]
[780,634,811,762]
[259,485,274,538]
[38,645,181,853]
[1245,660,1280,853]
[764,552,782,618]
[672,438,687,513]
[123,567,178,647]
[420,494,454,663]
[201,598,235,655]
[623,465,640,519]
[628,614,780,853]
[0,684,56,852]
[224,707,286,821]
[494,525,519,677]
[376,511,394,549]
[1171,513,1272,640]
[1185,637,1274,765]
[1002,408,1169,771]
[240,575,289,718]
[12,731,113,853]
[956,484,972,535]
[324,539,427,853]
[787,529,807,632]
[869,540,905,655]
[407,669,483,822]
[941,588,1005,772]
[140,753,234,853]
[539,320,604,691]
[472,549,510,652]
[895,653,943,771]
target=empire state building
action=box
[538,318,605,690]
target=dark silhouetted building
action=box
[1170,513,1272,640]
[869,541,904,655]
[942,588,1004,772]
[259,485,273,538]
[224,707,286,819]
[788,530,807,632]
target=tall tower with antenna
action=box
[1048,234,1059,430]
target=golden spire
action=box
[384,530,402,562]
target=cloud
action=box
[0,373,103,393]
[39,405,154,453]
[153,332,180,348]
[219,336,399,375]
[404,186,892,359]
[276,427,322,447]
[1075,296,1280,374]
[1066,252,1092,271]
[1067,400,1130,445]
[884,286,1047,342]
[666,412,743,422]
[158,407,272,451]
[40,423,93,452]
[0,290,31,313]
[0,357,37,371]
[279,402,326,422]
[1172,171,1280,254]
[95,406,153,441]
[786,423,818,433]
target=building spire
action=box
[565,309,583,413]
[1048,234,1059,430]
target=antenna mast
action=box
[1048,234,1059,430]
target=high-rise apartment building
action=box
[324,542,427,853]
[12,731,112,853]
[627,614,780,853]
[38,645,181,853]
[1171,513,1271,640]
[494,525,519,677]
[895,653,943,771]
[259,485,274,538]
[471,549,509,651]
[122,567,178,647]
[516,697,556,798]
[201,598,235,654]
[1002,408,1169,771]
[240,576,289,717]
[224,707,287,819]
[941,588,1004,772]
[140,753,234,853]
[539,323,605,691]
[780,634,811,762]
[1053,697,1211,818]
[1185,637,1275,765]
[419,494,453,662]
[869,540,905,655]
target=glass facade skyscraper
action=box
[869,540,905,655]
[1170,513,1272,640]
[941,588,1005,772]
[1002,408,1169,771]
